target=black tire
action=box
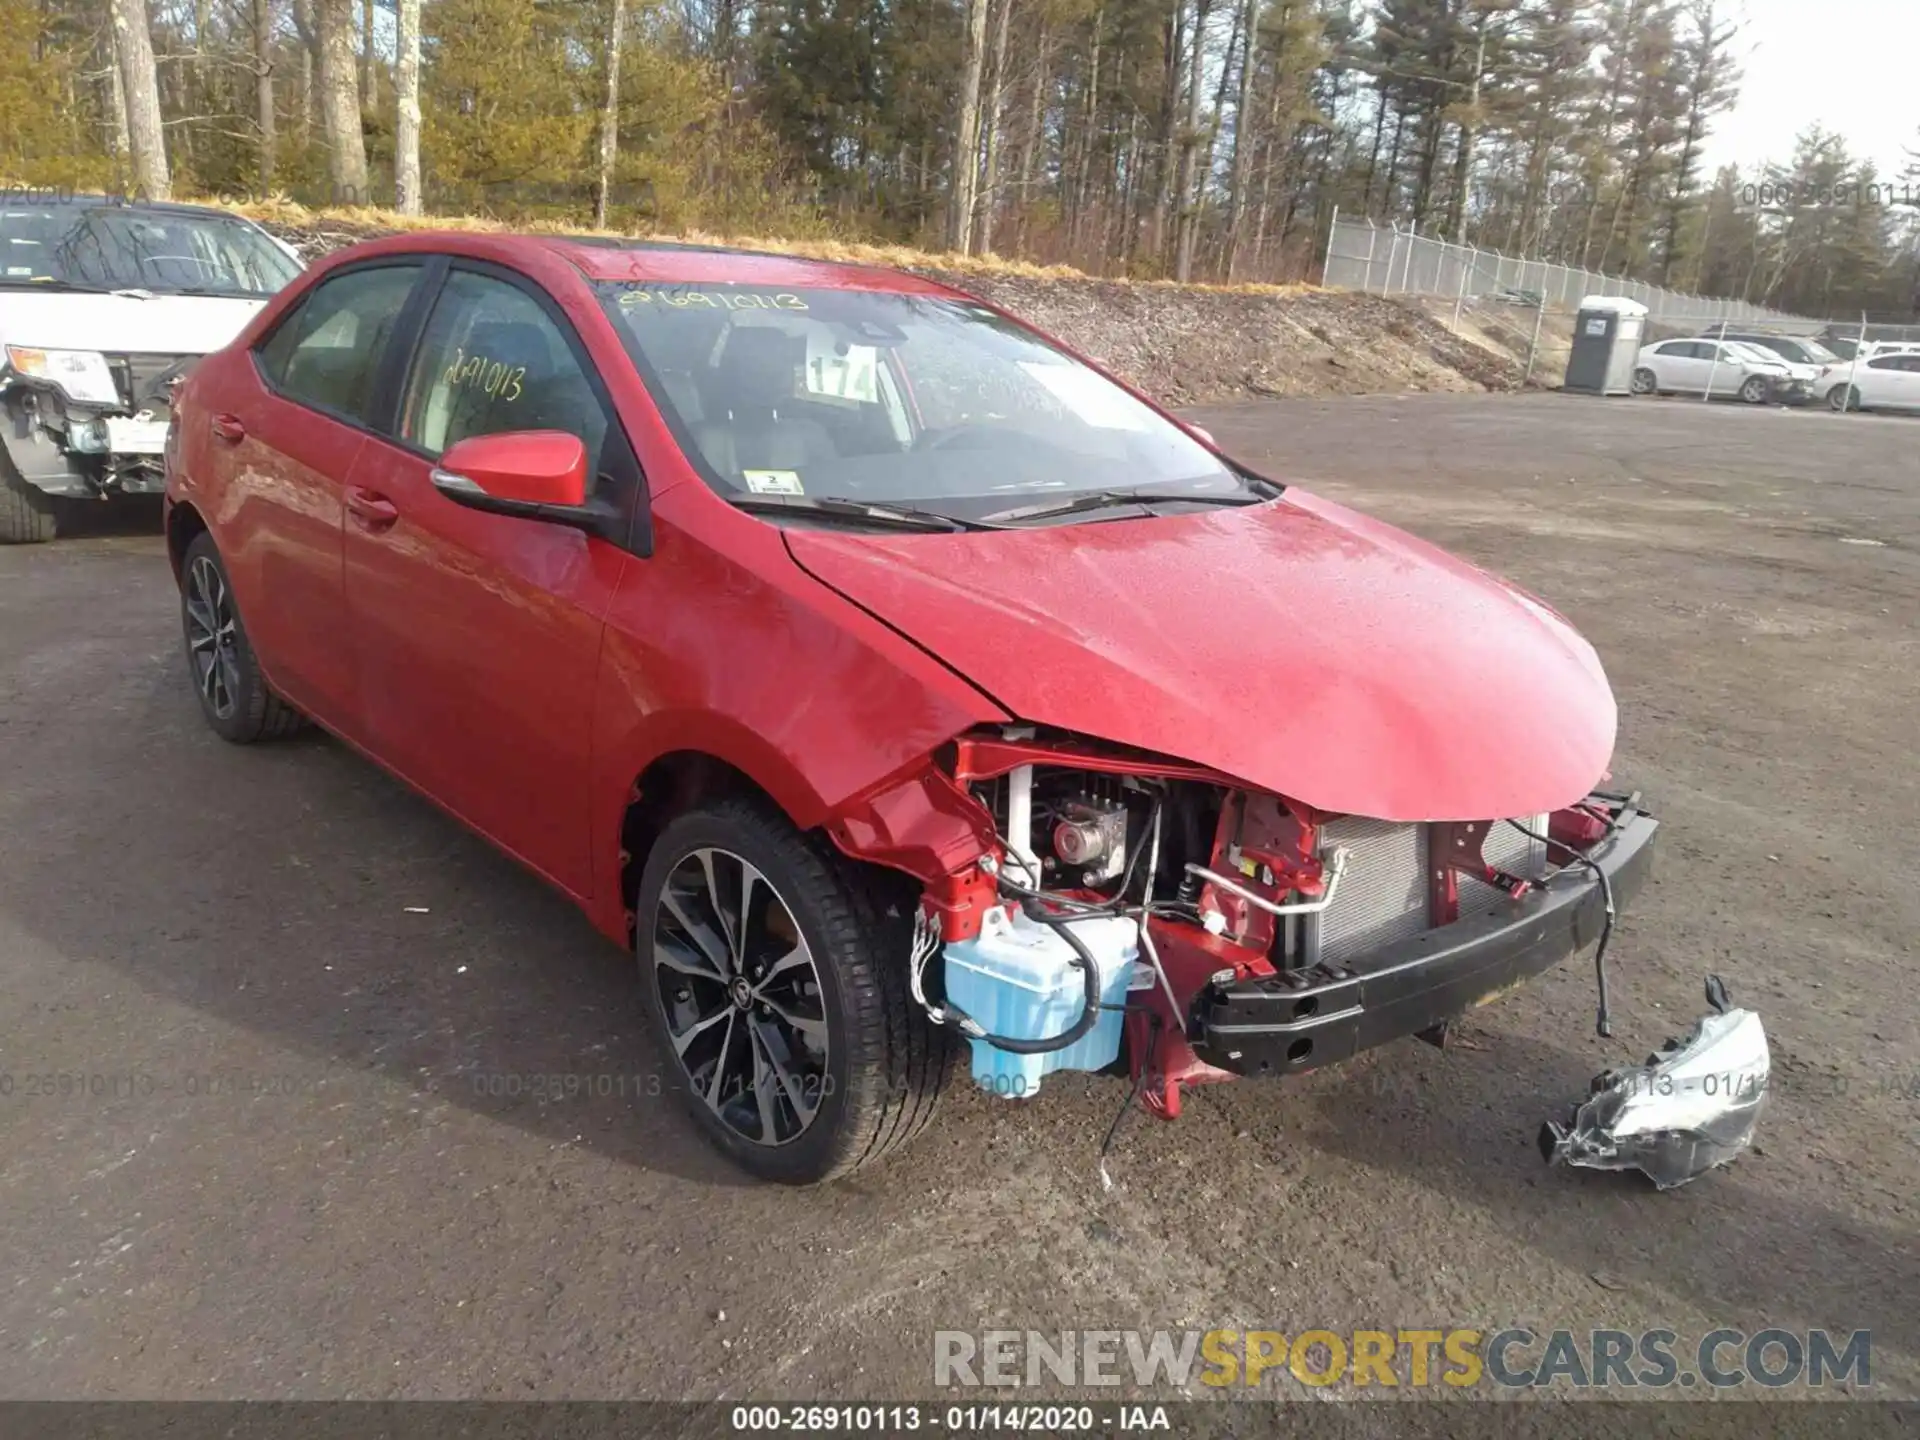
[1738,375,1771,404]
[634,797,951,1184]
[1631,367,1658,396]
[179,531,308,743]
[0,465,57,544]
[1827,384,1860,413]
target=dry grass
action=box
[214,194,1320,297]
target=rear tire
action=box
[179,531,308,742]
[0,465,57,544]
[635,797,951,1184]
[1631,367,1658,396]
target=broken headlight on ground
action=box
[1540,976,1768,1190]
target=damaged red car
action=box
[163,233,1657,1183]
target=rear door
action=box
[224,260,428,727]
[339,261,637,898]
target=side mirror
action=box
[1187,423,1216,447]
[433,430,589,508]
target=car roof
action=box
[0,193,265,224]
[320,229,965,299]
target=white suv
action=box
[0,195,302,542]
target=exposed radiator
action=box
[1304,817,1432,968]
[1303,814,1550,968]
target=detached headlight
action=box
[3,345,120,407]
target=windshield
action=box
[0,203,300,297]
[598,282,1241,518]
[1726,342,1786,366]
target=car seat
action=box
[694,327,836,477]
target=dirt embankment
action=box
[265,217,1524,407]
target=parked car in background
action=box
[1632,337,1807,403]
[1823,338,1920,362]
[162,231,1652,1183]
[1825,352,1920,413]
[0,196,303,542]
[1698,331,1841,378]
[1857,341,1920,363]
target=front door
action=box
[340,263,632,899]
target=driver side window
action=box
[401,269,608,478]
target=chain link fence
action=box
[1322,214,1810,328]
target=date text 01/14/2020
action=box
[728,1404,1172,1431]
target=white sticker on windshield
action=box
[804,336,879,403]
[1017,361,1150,430]
[743,469,805,496]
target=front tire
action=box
[635,798,950,1184]
[0,465,57,544]
[1828,384,1860,413]
[1631,367,1658,396]
[1739,375,1771,404]
[179,531,307,742]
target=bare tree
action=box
[947,0,990,253]
[595,0,627,228]
[109,0,171,200]
[255,0,278,190]
[317,0,370,199]
[1222,0,1258,278]
[103,24,132,168]
[292,0,315,148]
[1172,0,1214,280]
[361,0,377,117]
[395,0,423,213]
[975,0,1015,253]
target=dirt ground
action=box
[265,217,1525,405]
[0,393,1915,1409]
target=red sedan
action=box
[163,232,1656,1183]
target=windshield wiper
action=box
[727,493,998,533]
[982,483,1277,526]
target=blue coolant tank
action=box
[942,906,1141,1098]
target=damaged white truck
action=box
[0,194,301,543]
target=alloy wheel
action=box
[185,555,240,720]
[651,847,829,1146]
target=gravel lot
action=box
[0,393,1914,1404]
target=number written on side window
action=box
[400,270,609,478]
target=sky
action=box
[1698,0,1920,182]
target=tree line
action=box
[4,0,1916,316]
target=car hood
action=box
[0,291,266,355]
[786,492,1618,822]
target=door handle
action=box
[345,486,400,529]
[210,413,246,443]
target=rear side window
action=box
[399,269,608,476]
[256,264,422,422]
